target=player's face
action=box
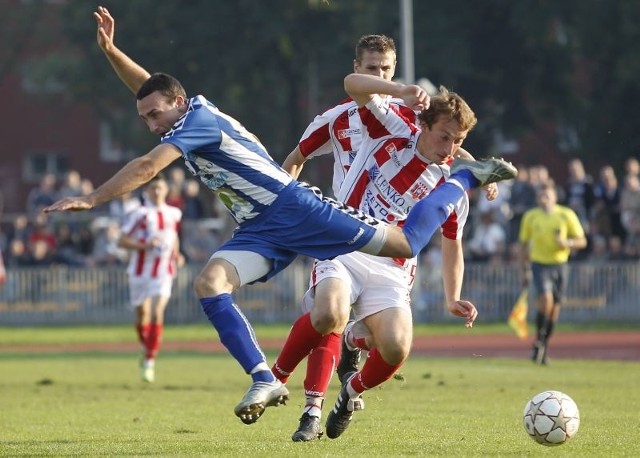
[354,50,396,80]
[418,117,469,164]
[145,179,168,205]
[137,92,186,136]
[537,187,557,209]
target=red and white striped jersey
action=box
[121,204,182,279]
[338,95,469,241]
[297,97,361,197]
[297,96,415,197]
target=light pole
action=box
[400,0,415,84]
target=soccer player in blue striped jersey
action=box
[44,6,517,425]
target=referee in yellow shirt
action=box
[519,182,587,364]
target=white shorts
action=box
[301,251,417,323]
[128,276,174,307]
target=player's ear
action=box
[175,95,187,107]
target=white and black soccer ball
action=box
[523,390,580,446]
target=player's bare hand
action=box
[400,85,430,111]
[94,6,115,52]
[447,300,478,328]
[483,183,498,201]
[42,197,95,213]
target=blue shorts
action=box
[217,182,382,282]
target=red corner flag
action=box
[508,289,528,340]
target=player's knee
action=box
[378,337,411,365]
[193,273,220,298]
[310,307,348,334]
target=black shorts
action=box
[531,262,568,304]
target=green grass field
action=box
[1,325,639,457]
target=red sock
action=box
[136,324,151,347]
[303,332,341,397]
[272,313,323,383]
[145,323,163,360]
[352,336,370,351]
[344,325,370,351]
[349,348,402,394]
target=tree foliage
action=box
[46,0,640,179]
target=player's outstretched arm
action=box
[43,144,181,214]
[281,146,306,179]
[441,237,477,328]
[344,73,429,111]
[94,5,151,94]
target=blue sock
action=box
[450,169,480,189]
[402,182,467,257]
[200,294,272,379]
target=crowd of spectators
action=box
[454,156,640,264]
[0,167,232,269]
[1,157,639,270]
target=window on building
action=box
[23,152,69,182]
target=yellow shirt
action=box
[519,205,585,264]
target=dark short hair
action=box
[355,34,396,62]
[136,72,187,101]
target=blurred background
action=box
[1,0,639,326]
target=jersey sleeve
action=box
[565,208,585,238]
[161,108,221,154]
[121,207,146,236]
[359,95,418,141]
[519,210,533,242]
[298,112,333,159]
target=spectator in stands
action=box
[620,174,640,258]
[588,234,608,263]
[181,224,219,263]
[26,173,58,215]
[519,182,587,365]
[608,235,629,261]
[24,239,54,267]
[54,223,87,266]
[92,220,128,266]
[624,157,639,180]
[592,165,624,241]
[6,215,31,246]
[5,238,29,267]
[28,213,57,253]
[80,178,96,197]
[75,226,95,258]
[472,180,511,226]
[564,158,594,232]
[166,182,185,210]
[182,179,205,220]
[166,166,186,210]
[466,209,507,262]
[58,170,83,199]
[507,165,537,242]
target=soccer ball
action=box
[523,390,580,446]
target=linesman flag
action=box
[508,289,529,340]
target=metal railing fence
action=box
[1,259,638,326]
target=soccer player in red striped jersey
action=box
[273,74,496,440]
[277,35,406,440]
[118,173,183,382]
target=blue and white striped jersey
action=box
[161,95,294,224]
